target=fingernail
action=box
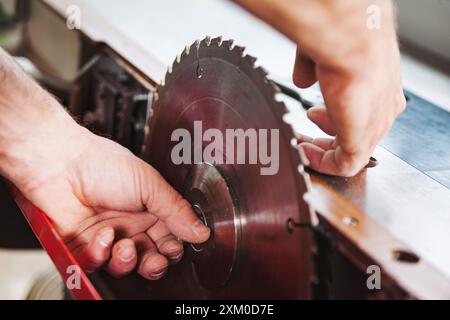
[119,246,135,262]
[149,269,167,280]
[169,251,183,261]
[99,230,114,247]
[191,221,210,237]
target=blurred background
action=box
[0,0,449,300]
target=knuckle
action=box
[336,153,365,177]
[374,123,389,144]
[339,142,359,156]
[87,253,106,268]
[340,165,361,177]
[173,193,193,215]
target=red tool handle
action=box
[14,192,102,300]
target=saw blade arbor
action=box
[141,37,315,299]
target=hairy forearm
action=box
[234,0,318,44]
[0,48,86,191]
[234,0,397,69]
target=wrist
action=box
[0,101,91,193]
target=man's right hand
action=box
[236,0,406,176]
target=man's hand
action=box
[236,0,406,176]
[20,129,210,279]
[0,48,210,279]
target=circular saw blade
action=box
[142,37,315,299]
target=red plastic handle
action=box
[14,192,102,300]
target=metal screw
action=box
[343,216,359,227]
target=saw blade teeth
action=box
[202,36,212,47]
[194,39,201,50]
[256,66,268,78]
[145,37,317,287]
[147,106,154,119]
[244,54,257,66]
[297,164,306,175]
[211,36,223,47]
[280,105,290,121]
[144,124,150,136]
[298,148,311,167]
[270,81,282,94]
[153,92,159,103]
[165,65,173,84]
[181,45,191,60]
[282,113,291,125]
[303,174,315,197]
[221,39,234,50]
[274,92,285,102]
[234,45,246,57]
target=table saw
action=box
[2,0,450,300]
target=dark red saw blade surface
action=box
[131,38,314,299]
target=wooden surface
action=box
[41,0,450,297]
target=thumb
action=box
[293,48,317,88]
[307,106,337,136]
[141,163,210,244]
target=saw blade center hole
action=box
[183,163,240,290]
